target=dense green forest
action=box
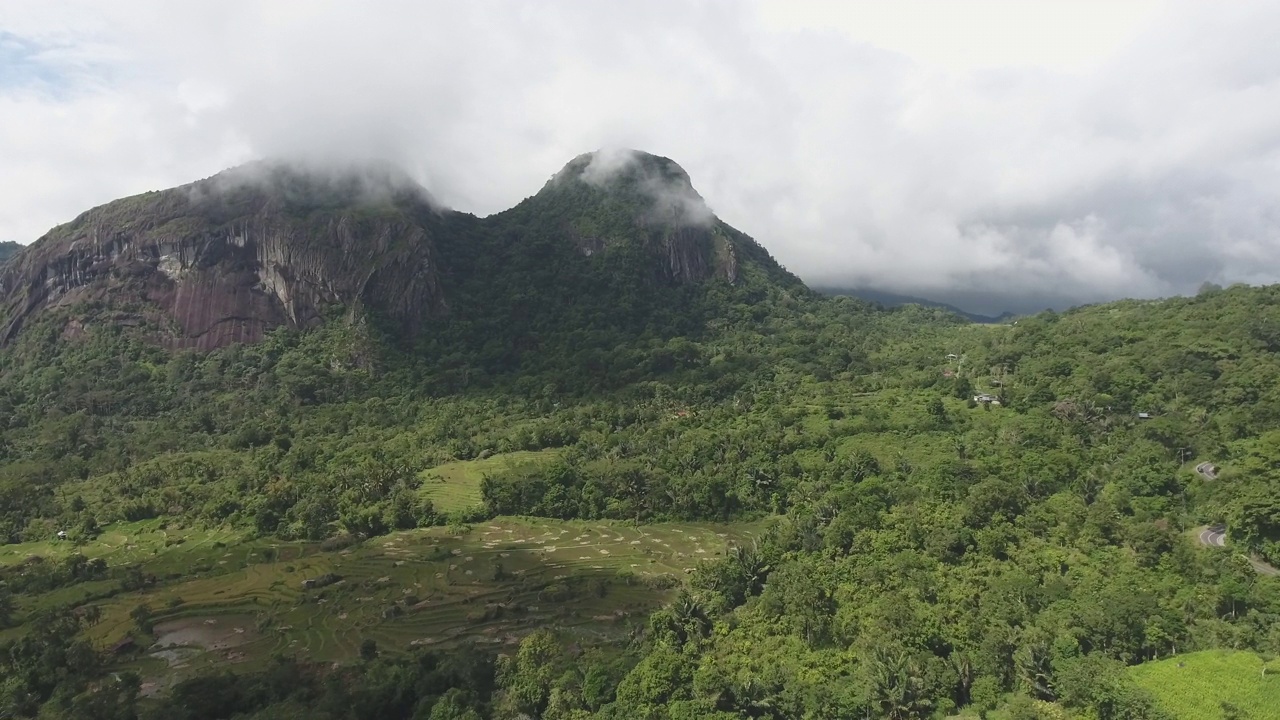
[1,159,1279,719]
[3,282,1279,719]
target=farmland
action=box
[3,515,759,693]
[1130,650,1280,719]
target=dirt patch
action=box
[151,616,257,657]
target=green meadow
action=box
[1130,650,1280,719]
[417,449,560,512]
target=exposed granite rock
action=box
[0,151,793,351]
[0,161,446,350]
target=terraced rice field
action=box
[417,450,559,512]
[69,516,757,685]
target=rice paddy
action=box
[5,514,759,689]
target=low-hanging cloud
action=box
[187,158,441,212]
[2,1,1280,314]
[578,148,715,228]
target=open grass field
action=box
[418,449,560,512]
[0,519,249,570]
[6,514,760,692]
[1130,650,1280,719]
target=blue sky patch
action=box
[0,31,100,96]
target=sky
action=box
[2,1,1279,315]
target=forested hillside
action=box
[1,157,1278,719]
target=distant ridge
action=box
[815,286,1013,324]
[0,241,19,266]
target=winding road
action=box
[1191,462,1278,576]
[1199,525,1227,547]
[1195,524,1278,576]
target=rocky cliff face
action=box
[0,161,446,350]
[0,151,794,351]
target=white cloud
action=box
[1,0,1279,314]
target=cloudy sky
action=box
[2,0,1278,314]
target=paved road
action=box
[1199,525,1227,547]
[1191,461,1278,575]
[1195,462,1219,480]
[1196,524,1279,576]
[1247,556,1280,577]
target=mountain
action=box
[0,150,797,352]
[0,160,447,350]
[814,285,1014,323]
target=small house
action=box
[945,353,959,360]
[973,393,1001,405]
[56,530,67,540]
[1137,412,1153,420]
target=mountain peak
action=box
[556,148,691,184]
[192,158,439,212]
[0,149,802,353]
[546,149,713,228]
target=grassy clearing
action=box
[417,449,559,512]
[0,520,247,569]
[38,516,759,686]
[0,523,308,639]
[1130,649,1280,718]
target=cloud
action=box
[1,0,1279,314]
[576,148,715,228]
[579,149,641,187]
[188,158,441,212]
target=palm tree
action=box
[865,645,932,720]
[672,590,711,641]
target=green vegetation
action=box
[419,451,560,513]
[2,165,1280,718]
[81,517,754,662]
[1131,650,1280,719]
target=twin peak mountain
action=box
[0,151,795,351]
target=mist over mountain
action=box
[5,2,1280,314]
[0,149,795,351]
[3,144,1280,720]
[5,5,1280,717]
